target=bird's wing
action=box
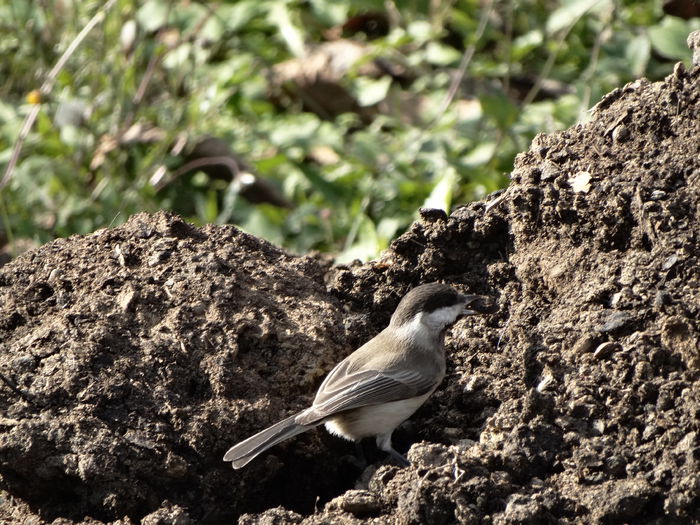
[294,361,436,425]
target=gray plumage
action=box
[224,282,482,469]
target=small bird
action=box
[223,282,488,469]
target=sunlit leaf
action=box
[425,42,462,66]
[406,20,433,44]
[480,93,519,129]
[309,0,348,26]
[136,0,169,32]
[626,34,651,77]
[512,30,543,61]
[422,166,457,212]
[547,0,611,34]
[240,207,286,246]
[218,2,263,32]
[337,215,381,263]
[648,16,697,61]
[352,76,392,107]
[269,2,306,58]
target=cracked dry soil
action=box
[1,65,699,524]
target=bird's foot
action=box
[386,448,410,467]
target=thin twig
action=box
[0,0,118,191]
[577,24,608,121]
[122,4,220,161]
[522,0,605,108]
[133,3,220,108]
[430,0,494,127]
[158,155,242,192]
[0,371,35,404]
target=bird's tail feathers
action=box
[223,413,317,469]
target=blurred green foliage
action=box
[0,0,697,261]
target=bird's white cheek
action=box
[423,304,464,328]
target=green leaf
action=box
[296,164,345,203]
[136,0,169,32]
[267,115,321,148]
[240,207,285,246]
[626,34,651,77]
[406,20,433,44]
[512,30,543,61]
[422,166,457,212]
[337,215,381,263]
[547,0,611,34]
[163,43,192,70]
[308,0,348,26]
[352,76,392,107]
[269,2,306,58]
[648,16,695,61]
[376,217,402,242]
[480,93,519,129]
[425,42,462,66]
[462,142,497,168]
[218,2,263,32]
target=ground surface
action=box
[1,65,699,524]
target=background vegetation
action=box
[0,0,697,262]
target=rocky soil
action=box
[1,64,699,524]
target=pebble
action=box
[569,171,592,193]
[593,341,620,359]
[612,125,630,142]
[573,334,598,354]
[598,311,632,333]
[326,489,381,517]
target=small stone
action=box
[148,251,170,267]
[688,30,700,65]
[675,431,697,453]
[13,354,36,370]
[326,489,381,517]
[463,375,487,392]
[573,334,598,354]
[536,374,555,392]
[598,311,632,333]
[541,162,560,181]
[569,171,592,193]
[117,288,137,312]
[114,244,126,267]
[444,427,461,438]
[593,341,620,359]
[662,254,678,270]
[612,125,630,142]
[141,501,194,525]
[634,361,652,381]
[419,208,448,222]
[605,455,627,476]
[592,419,606,434]
[165,452,188,479]
[653,291,669,309]
[642,424,657,441]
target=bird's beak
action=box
[460,294,496,316]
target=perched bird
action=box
[224,282,490,469]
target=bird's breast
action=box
[323,391,433,441]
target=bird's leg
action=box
[376,432,410,467]
[354,440,367,467]
[340,440,367,469]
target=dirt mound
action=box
[1,65,699,524]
